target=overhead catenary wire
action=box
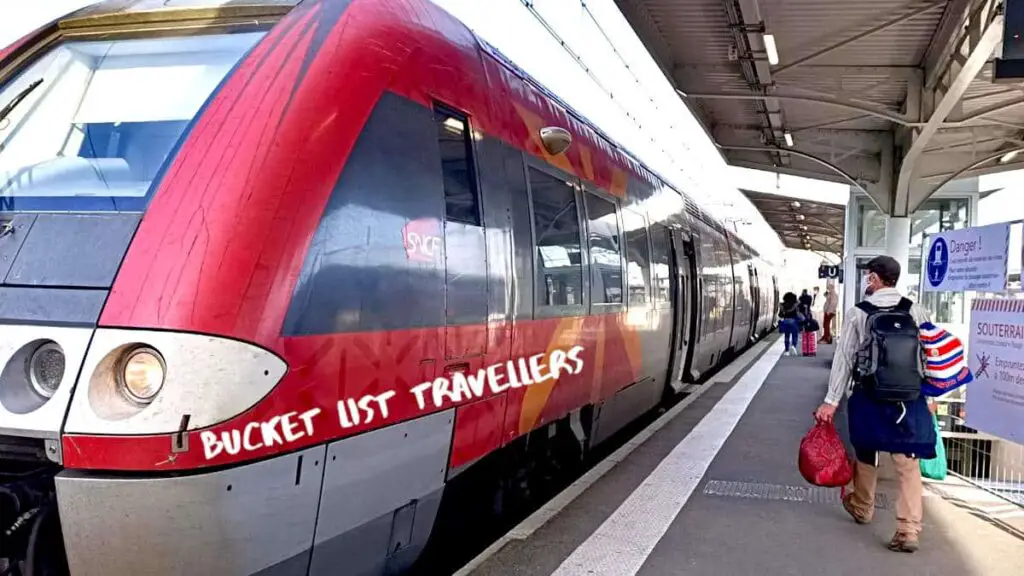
[518,2,696,177]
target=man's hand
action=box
[815,403,837,424]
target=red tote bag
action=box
[799,421,853,487]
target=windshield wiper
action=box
[0,78,44,129]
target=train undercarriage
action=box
[0,438,67,576]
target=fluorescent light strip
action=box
[764,34,779,65]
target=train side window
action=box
[622,208,651,306]
[282,92,446,336]
[650,223,671,307]
[434,105,481,226]
[584,191,624,307]
[698,228,718,337]
[529,166,584,312]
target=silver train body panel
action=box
[55,409,455,576]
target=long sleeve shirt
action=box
[823,292,838,314]
[823,287,932,406]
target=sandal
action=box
[888,531,919,553]
[842,494,871,525]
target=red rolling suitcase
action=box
[802,330,818,356]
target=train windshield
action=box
[0,31,265,212]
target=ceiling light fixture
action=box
[784,132,793,147]
[764,34,780,65]
[1000,150,1020,163]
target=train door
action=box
[667,229,697,387]
[436,105,489,380]
[748,265,759,339]
[772,276,780,326]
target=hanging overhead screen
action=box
[995,0,1024,81]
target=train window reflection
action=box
[434,105,481,226]
[650,224,671,307]
[622,209,651,306]
[529,167,583,309]
[584,192,623,306]
[0,32,265,212]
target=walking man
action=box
[820,286,838,344]
[814,256,936,553]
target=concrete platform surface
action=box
[459,338,1024,576]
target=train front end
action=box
[0,2,340,574]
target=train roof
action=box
[2,0,769,264]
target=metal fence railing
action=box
[937,398,1024,506]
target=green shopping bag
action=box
[920,413,947,481]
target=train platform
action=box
[455,337,1024,576]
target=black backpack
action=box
[852,298,922,402]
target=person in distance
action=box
[778,292,801,356]
[820,284,838,345]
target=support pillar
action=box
[885,216,911,293]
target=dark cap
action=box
[859,255,900,286]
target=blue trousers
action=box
[780,318,799,349]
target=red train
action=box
[0,1,778,574]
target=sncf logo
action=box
[402,218,442,262]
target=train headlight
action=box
[119,347,165,404]
[28,342,65,399]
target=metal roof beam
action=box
[919,146,1024,182]
[923,134,1011,152]
[729,161,851,184]
[920,150,1024,182]
[953,97,1024,123]
[924,0,985,91]
[715,125,889,145]
[719,144,871,194]
[772,0,946,74]
[682,91,912,125]
[791,114,875,132]
[678,63,921,80]
[773,66,922,80]
[754,217,843,236]
[915,145,1024,212]
[892,13,1003,216]
[716,124,888,136]
[722,140,881,180]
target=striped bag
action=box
[918,322,973,397]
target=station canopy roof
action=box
[618,0,1024,217]
[739,189,845,254]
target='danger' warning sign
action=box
[966,298,1024,443]
[923,223,1009,293]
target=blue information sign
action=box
[926,237,948,288]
